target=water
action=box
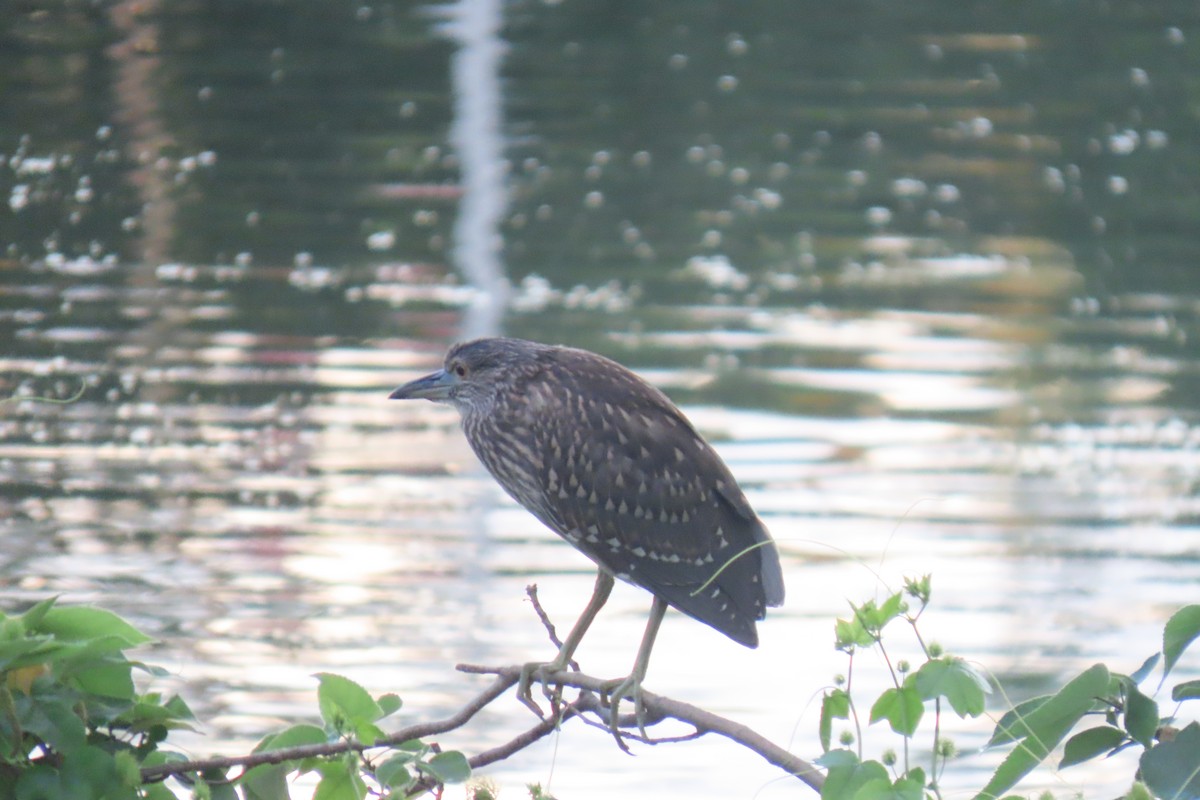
[2,2,1200,798]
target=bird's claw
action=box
[601,673,650,746]
[517,660,568,717]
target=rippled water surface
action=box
[3,2,1200,798]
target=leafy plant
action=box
[0,597,195,800]
[0,598,471,799]
[979,604,1200,800]
[3,591,1196,799]
[815,579,1200,800]
[817,575,990,800]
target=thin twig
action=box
[525,584,579,671]
[405,705,579,798]
[468,711,571,769]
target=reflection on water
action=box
[3,2,1200,798]
[440,0,510,339]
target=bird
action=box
[388,337,785,735]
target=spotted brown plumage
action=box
[389,337,785,732]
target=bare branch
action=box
[139,672,518,784]
[459,663,824,793]
[139,665,823,796]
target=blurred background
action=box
[2,1,1199,797]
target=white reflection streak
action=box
[445,0,509,339]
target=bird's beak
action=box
[388,369,455,401]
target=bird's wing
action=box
[520,352,775,643]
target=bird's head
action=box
[388,338,548,416]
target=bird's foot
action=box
[600,673,649,750]
[517,659,570,717]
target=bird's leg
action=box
[601,595,667,742]
[518,570,615,714]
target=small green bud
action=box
[468,780,498,800]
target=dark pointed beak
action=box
[388,369,456,401]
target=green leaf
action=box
[1130,652,1160,685]
[255,723,329,753]
[240,764,291,800]
[209,779,240,800]
[37,607,153,647]
[877,593,905,624]
[986,696,1050,748]
[314,758,368,800]
[316,673,384,743]
[143,780,180,800]
[1164,606,1200,679]
[0,637,66,673]
[851,777,894,800]
[973,663,1109,800]
[396,738,428,753]
[987,664,1109,748]
[852,773,927,800]
[820,688,851,752]
[71,659,135,700]
[134,661,172,678]
[385,750,421,767]
[850,594,905,636]
[1124,684,1159,748]
[116,693,198,733]
[376,755,413,789]
[424,751,471,783]
[16,764,67,799]
[822,758,888,800]
[376,692,402,717]
[1172,679,1200,702]
[16,599,59,633]
[815,748,860,769]
[1060,726,1127,768]
[835,616,874,651]
[16,696,87,752]
[1139,721,1200,800]
[59,744,125,799]
[356,721,386,746]
[910,656,989,717]
[902,575,932,605]
[869,686,924,736]
[114,750,141,788]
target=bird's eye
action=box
[453,363,468,378]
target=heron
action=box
[389,337,784,736]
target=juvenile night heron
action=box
[389,337,784,731]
